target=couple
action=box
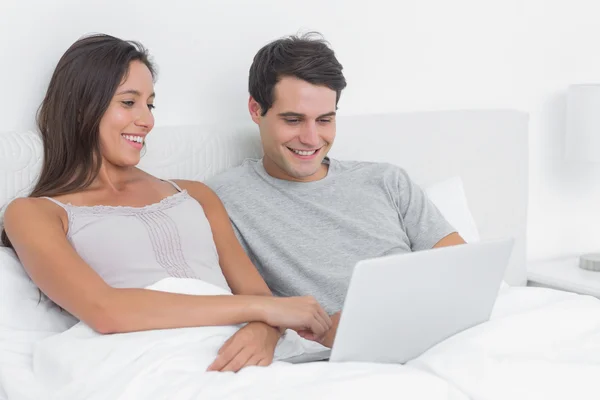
[1,32,465,373]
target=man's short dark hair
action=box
[248,32,347,116]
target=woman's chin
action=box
[103,156,141,169]
[123,157,141,167]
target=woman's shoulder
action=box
[4,196,68,235]
[171,179,208,193]
[5,196,62,215]
[171,179,212,199]
[170,180,223,210]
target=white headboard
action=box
[0,109,529,285]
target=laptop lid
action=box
[329,238,514,364]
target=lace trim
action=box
[64,190,190,216]
[137,210,197,279]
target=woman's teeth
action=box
[291,148,317,156]
[122,134,144,144]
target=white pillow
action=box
[425,178,507,289]
[0,248,77,399]
[0,248,76,333]
[425,176,480,244]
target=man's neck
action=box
[262,157,329,183]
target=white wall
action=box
[1,0,599,261]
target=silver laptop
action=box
[285,238,514,364]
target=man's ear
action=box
[248,96,263,124]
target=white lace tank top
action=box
[42,181,231,292]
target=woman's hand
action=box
[207,321,280,372]
[259,296,332,340]
[313,311,341,348]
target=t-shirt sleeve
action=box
[395,167,457,251]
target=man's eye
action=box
[285,119,300,124]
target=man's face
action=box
[249,76,337,182]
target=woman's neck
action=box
[90,163,142,193]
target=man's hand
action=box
[207,321,281,372]
[298,311,341,348]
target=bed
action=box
[1,110,599,400]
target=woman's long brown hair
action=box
[1,34,156,248]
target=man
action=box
[207,32,465,354]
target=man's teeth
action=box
[291,149,317,156]
[122,135,144,144]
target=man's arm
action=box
[433,232,466,248]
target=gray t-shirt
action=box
[207,158,456,313]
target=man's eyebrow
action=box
[277,111,337,118]
[318,111,336,118]
[115,89,156,98]
[277,112,305,118]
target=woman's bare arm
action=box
[3,198,330,336]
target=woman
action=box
[1,34,331,372]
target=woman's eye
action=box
[148,104,155,111]
[121,101,135,107]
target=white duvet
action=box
[3,279,600,400]
[409,286,600,400]
[8,278,466,400]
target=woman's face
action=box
[98,60,155,168]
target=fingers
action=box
[258,358,270,367]
[220,350,273,372]
[218,334,234,355]
[310,317,328,340]
[249,354,272,368]
[297,330,316,341]
[207,333,275,372]
[310,306,332,339]
[242,354,270,368]
[207,340,243,372]
[314,310,332,338]
[306,296,332,336]
[306,316,325,339]
[318,306,333,330]
[220,348,254,373]
[221,353,273,372]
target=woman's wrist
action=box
[245,295,270,323]
[243,296,284,336]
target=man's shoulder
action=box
[205,158,261,194]
[333,158,407,179]
[330,158,418,194]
